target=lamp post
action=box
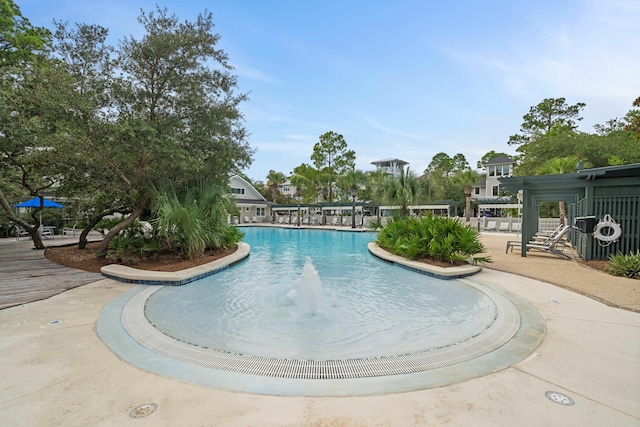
[351,186,357,229]
[294,191,301,227]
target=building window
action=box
[474,187,480,195]
[231,187,245,195]
[488,165,495,177]
[257,207,265,216]
[492,185,499,196]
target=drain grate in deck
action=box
[121,283,520,380]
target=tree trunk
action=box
[96,197,149,257]
[559,201,566,226]
[0,190,45,249]
[78,207,129,249]
[351,195,356,228]
[465,191,472,223]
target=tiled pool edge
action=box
[368,242,482,279]
[97,275,545,397]
[100,242,250,286]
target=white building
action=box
[471,156,519,217]
[277,180,297,198]
[370,158,409,177]
[472,156,517,199]
[230,175,273,223]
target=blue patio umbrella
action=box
[14,197,64,209]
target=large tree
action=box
[0,1,56,248]
[423,152,469,201]
[310,131,355,202]
[0,0,51,67]
[508,97,586,146]
[93,7,252,256]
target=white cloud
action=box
[352,112,435,142]
[233,64,280,85]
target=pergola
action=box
[499,163,640,260]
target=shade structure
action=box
[14,197,64,209]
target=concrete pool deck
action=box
[0,232,639,426]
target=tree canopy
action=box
[509,97,640,176]
[0,6,253,252]
[508,97,586,146]
[0,0,51,67]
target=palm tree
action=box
[454,169,482,223]
[340,169,367,228]
[150,178,240,259]
[375,168,421,217]
[266,170,286,202]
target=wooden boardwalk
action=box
[0,237,102,310]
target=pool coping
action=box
[97,276,545,397]
[100,242,250,286]
[367,242,482,279]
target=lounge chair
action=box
[511,222,521,233]
[506,225,572,259]
[330,217,340,226]
[531,224,566,244]
[485,220,497,231]
[535,224,562,238]
[251,216,258,223]
[301,216,309,225]
[498,222,510,232]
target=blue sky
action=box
[20,0,640,183]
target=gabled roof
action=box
[230,175,266,201]
[484,156,516,165]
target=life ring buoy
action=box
[593,214,622,242]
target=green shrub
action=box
[106,235,159,263]
[376,215,491,265]
[608,250,640,279]
[150,178,243,259]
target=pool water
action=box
[144,227,496,360]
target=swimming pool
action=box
[145,228,496,359]
[98,227,545,396]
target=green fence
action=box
[570,195,640,260]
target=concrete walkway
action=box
[0,232,639,426]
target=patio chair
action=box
[14,226,29,240]
[38,225,54,240]
[243,216,250,224]
[498,222,510,232]
[330,217,340,226]
[511,222,521,233]
[505,225,572,260]
[62,223,77,238]
[251,216,258,223]
[485,220,497,231]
